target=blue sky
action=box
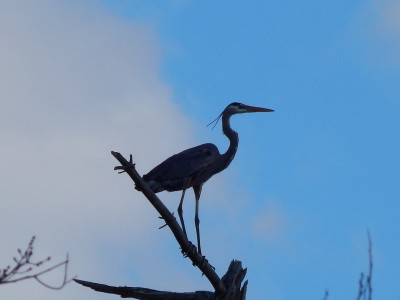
[1,1,399,299]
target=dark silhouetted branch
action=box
[74,260,246,300]
[74,151,248,299]
[111,151,226,294]
[356,231,373,300]
[0,236,73,289]
[74,279,213,299]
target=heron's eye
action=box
[226,102,245,112]
[235,104,246,111]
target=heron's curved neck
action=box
[219,113,238,171]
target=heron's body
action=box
[136,102,273,254]
[143,142,234,193]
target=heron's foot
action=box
[114,154,135,174]
[182,241,197,258]
[198,255,215,273]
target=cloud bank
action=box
[0,1,196,299]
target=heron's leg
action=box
[177,189,187,238]
[193,185,203,255]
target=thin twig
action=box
[0,236,74,289]
[356,273,364,300]
[322,289,329,300]
[367,230,373,300]
[356,231,373,300]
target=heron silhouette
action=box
[136,102,273,254]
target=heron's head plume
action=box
[206,111,223,130]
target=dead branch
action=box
[0,236,73,289]
[356,230,373,300]
[111,151,226,294]
[74,278,213,300]
[74,151,248,299]
[74,260,246,300]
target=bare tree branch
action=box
[74,260,246,300]
[74,151,248,299]
[74,151,248,300]
[111,151,227,295]
[367,231,373,300]
[74,279,214,299]
[0,236,74,289]
[356,230,373,300]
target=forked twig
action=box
[0,236,74,289]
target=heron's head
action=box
[207,102,273,129]
[224,102,274,115]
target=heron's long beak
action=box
[245,105,274,113]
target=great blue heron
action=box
[136,102,273,254]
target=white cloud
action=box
[0,1,199,299]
